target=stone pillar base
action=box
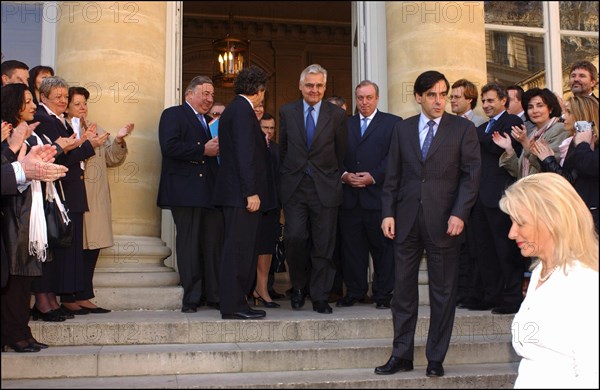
[92,235,182,310]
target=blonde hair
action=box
[499,173,598,272]
[567,95,599,143]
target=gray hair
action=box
[39,76,68,98]
[355,80,379,96]
[300,64,327,84]
[185,75,213,96]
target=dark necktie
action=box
[306,106,315,148]
[197,113,211,139]
[485,118,496,134]
[422,120,435,160]
[361,117,369,137]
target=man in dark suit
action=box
[157,75,223,313]
[279,64,348,314]
[337,80,401,309]
[464,83,525,315]
[376,71,481,377]
[213,65,275,320]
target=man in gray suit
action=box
[375,71,481,377]
[278,64,348,314]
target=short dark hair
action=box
[68,86,90,104]
[570,60,598,82]
[481,82,509,108]
[414,71,449,97]
[234,65,268,96]
[1,83,29,126]
[1,60,29,78]
[521,88,562,121]
[261,112,275,122]
[29,65,55,96]
[506,85,525,102]
[327,96,347,108]
[451,79,479,109]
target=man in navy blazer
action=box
[213,65,275,320]
[157,75,223,313]
[337,80,401,309]
[464,83,525,315]
[376,71,481,377]
[279,64,348,314]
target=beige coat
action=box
[82,127,128,249]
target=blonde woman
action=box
[499,173,598,388]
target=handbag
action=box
[45,181,73,248]
[272,223,287,273]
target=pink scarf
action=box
[522,117,559,177]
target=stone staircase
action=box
[1,302,519,388]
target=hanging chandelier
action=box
[212,15,250,88]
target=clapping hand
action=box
[7,121,39,154]
[511,125,530,151]
[18,144,68,182]
[530,139,553,160]
[115,123,135,144]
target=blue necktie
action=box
[306,106,315,148]
[422,120,435,160]
[197,113,211,139]
[361,117,369,137]
[485,118,496,134]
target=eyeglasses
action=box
[261,126,276,131]
[211,112,222,117]
[304,83,325,90]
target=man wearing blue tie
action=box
[376,71,481,377]
[278,64,348,314]
[157,75,223,314]
[463,83,525,315]
[337,80,401,309]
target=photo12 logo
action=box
[2,2,140,24]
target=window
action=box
[485,1,599,92]
[1,2,43,66]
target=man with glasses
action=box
[209,102,226,119]
[278,64,348,314]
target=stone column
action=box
[385,2,487,304]
[386,1,487,118]
[54,1,180,310]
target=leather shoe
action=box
[181,304,197,313]
[375,299,391,309]
[221,310,266,320]
[374,356,413,375]
[491,305,520,315]
[290,289,306,309]
[81,306,111,314]
[426,361,444,377]
[312,300,333,314]
[248,308,266,315]
[336,295,359,307]
[60,304,90,315]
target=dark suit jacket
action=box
[342,111,402,210]
[381,112,481,247]
[279,100,348,207]
[477,112,523,208]
[213,95,276,211]
[33,105,95,213]
[157,102,219,208]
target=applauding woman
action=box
[63,86,133,313]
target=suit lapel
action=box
[311,102,331,147]
[349,115,361,144]
[294,101,308,147]
[182,102,208,141]
[424,113,451,159]
[360,112,381,142]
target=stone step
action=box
[0,362,519,388]
[28,305,514,346]
[1,334,518,380]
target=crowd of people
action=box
[1,60,134,352]
[2,57,598,386]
